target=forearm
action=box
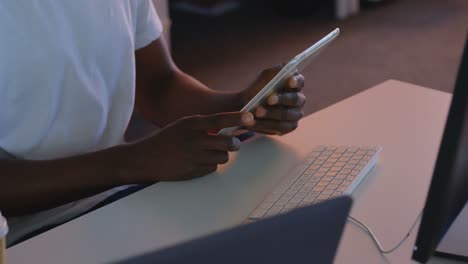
[0,145,131,216]
[136,69,244,126]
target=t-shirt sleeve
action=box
[134,0,163,50]
[0,147,15,159]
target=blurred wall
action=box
[152,0,171,45]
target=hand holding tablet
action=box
[219,28,340,136]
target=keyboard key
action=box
[281,193,295,200]
[335,161,347,167]
[309,189,321,196]
[264,194,281,203]
[331,179,343,185]
[333,190,343,197]
[317,167,329,173]
[318,194,331,200]
[259,202,274,210]
[293,192,307,199]
[314,171,326,177]
[341,168,352,174]
[314,159,325,165]
[335,146,348,153]
[358,160,368,166]
[284,202,299,209]
[275,198,289,206]
[265,205,283,217]
[290,197,303,204]
[296,178,308,185]
[313,186,325,192]
[305,191,319,199]
[312,146,327,152]
[299,186,313,193]
[250,207,268,219]
[289,183,302,190]
[301,198,315,205]
[321,177,332,183]
[356,150,367,155]
[316,181,327,187]
[339,157,351,162]
[272,188,287,196]
[348,146,359,153]
[336,173,348,179]
[321,189,334,195]
[309,164,321,170]
[309,153,323,159]
[308,151,321,156]
[355,165,365,170]
[353,154,365,159]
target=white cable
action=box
[347,212,423,254]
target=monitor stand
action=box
[435,203,468,261]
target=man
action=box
[0,1,305,244]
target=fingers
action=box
[286,74,305,90]
[187,165,218,180]
[255,106,304,121]
[184,112,255,131]
[197,151,230,165]
[200,135,241,152]
[266,92,306,107]
[248,119,298,135]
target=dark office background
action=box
[169,0,468,115]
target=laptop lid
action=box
[112,196,352,264]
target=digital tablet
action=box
[219,28,340,136]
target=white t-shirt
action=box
[0,0,162,244]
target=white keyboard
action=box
[249,145,382,220]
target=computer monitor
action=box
[412,34,468,263]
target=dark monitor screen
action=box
[412,34,468,263]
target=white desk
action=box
[8,80,461,263]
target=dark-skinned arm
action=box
[0,145,132,216]
[134,37,245,127]
[134,37,307,134]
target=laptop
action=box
[112,196,352,264]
